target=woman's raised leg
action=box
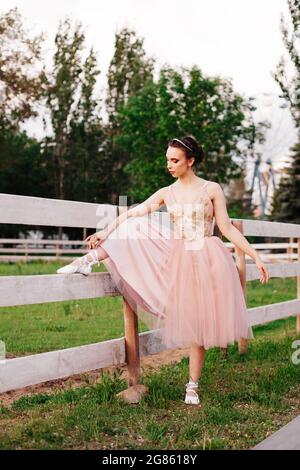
[57,245,109,275]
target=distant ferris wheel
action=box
[250,157,283,219]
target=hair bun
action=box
[169,135,205,166]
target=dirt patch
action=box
[0,347,190,407]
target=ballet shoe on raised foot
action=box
[56,249,100,276]
[184,379,200,405]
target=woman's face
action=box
[166,146,194,178]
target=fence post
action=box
[297,238,300,334]
[55,240,60,259]
[213,223,228,358]
[232,220,248,354]
[123,297,140,386]
[24,240,28,261]
[288,237,294,262]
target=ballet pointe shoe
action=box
[56,249,100,276]
[184,379,200,405]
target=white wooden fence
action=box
[0,192,300,394]
[0,238,298,262]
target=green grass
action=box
[0,261,299,450]
[0,332,299,450]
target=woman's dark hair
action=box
[167,135,205,167]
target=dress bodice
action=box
[165,181,214,240]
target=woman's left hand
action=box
[84,231,106,250]
[255,255,270,284]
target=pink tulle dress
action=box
[100,181,253,350]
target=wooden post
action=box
[213,223,228,358]
[232,220,248,354]
[297,238,300,334]
[288,237,294,262]
[123,297,140,386]
[24,240,28,261]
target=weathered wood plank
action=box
[1,263,300,307]
[246,262,300,280]
[247,299,300,326]
[0,330,166,394]
[0,193,117,229]
[241,218,300,238]
[0,239,87,244]
[0,272,120,307]
[0,255,78,262]
[1,193,300,237]
[0,338,125,393]
[253,415,300,450]
[0,248,86,254]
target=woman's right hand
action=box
[84,230,107,249]
[254,254,269,284]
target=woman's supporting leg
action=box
[189,342,206,383]
[185,342,205,404]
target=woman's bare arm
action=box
[98,187,166,239]
[210,182,259,261]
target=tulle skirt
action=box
[100,213,253,350]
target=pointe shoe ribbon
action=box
[184,380,200,405]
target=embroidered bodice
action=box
[165,181,214,240]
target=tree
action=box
[0,7,50,238]
[115,65,262,202]
[270,0,300,223]
[68,48,108,204]
[44,18,85,202]
[273,0,300,128]
[105,28,155,204]
[0,7,45,132]
[105,27,155,124]
[270,140,300,223]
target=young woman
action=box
[57,135,269,406]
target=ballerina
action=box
[57,135,269,406]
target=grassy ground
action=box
[0,328,299,450]
[0,261,299,449]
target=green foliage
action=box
[273,0,300,128]
[0,7,46,132]
[270,140,300,223]
[270,0,300,223]
[0,9,266,221]
[115,66,259,202]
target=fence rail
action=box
[0,192,299,394]
[0,238,298,262]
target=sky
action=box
[1,0,291,98]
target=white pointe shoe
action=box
[184,380,200,405]
[56,249,100,276]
